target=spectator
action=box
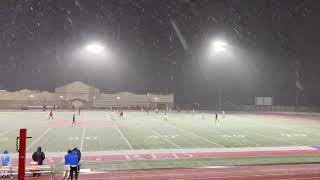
[69,151,78,180]
[63,150,72,180]
[1,150,10,178]
[32,146,45,177]
[72,148,81,173]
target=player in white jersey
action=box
[201,112,205,120]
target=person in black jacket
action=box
[32,146,45,176]
[72,148,81,172]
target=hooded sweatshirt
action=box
[32,147,45,165]
[1,150,10,166]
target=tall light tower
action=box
[208,39,230,110]
[82,42,108,107]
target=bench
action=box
[0,165,54,179]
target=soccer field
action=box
[1,110,320,154]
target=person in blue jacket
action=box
[69,151,79,180]
[63,150,72,180]
[1,150,10,178]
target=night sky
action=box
[1,0,320,107]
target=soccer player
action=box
[222,110,225,118]
[119,110,124,119]
[155,108,159,114]
[72,114,76,126]
[78,108,81,115]
[48,110,54,120]
[201,112,205,120]
[214,113,219,125]
[164,112,168,121]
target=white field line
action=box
[26,128,50,151]
[166,122,225,148]
[268,124,320,143]
[213,127,260,146]
[84,171,320,180]
[114,125,133,150]
[240,115,318,137]
[16,145,315,157]
[234,115,311,145]
[80,127,86,152]
[0,128,15,136]
[151,130,181,149]
[239,128,301,146]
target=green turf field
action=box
[1,110,320,154]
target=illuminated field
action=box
[1,110,320,170]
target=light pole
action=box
[208,39,230,110]
[82,42,108,108]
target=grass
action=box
[1,110,320,170]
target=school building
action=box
[0,81,174,110]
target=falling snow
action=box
[0,0,318,105]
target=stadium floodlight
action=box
[59,95,64,99]
[93,96,96,99]
[85,42,105,54]
[154,97,158,100]
[208,39,229,57]
[29,94,34,98]
[116,96,121,100]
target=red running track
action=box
[25,163,320,180]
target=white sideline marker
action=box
[80,128,86,151]
[114,125,133,150]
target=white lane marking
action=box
[27,128,50,151]
[80,128,86,151]
[0,129,15,136]
[114,125,133,150]
[154,116,225,148]
[213,128,260,146]
[238,128,301,146]
[152,130,181,149]
[175,126,225,148]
